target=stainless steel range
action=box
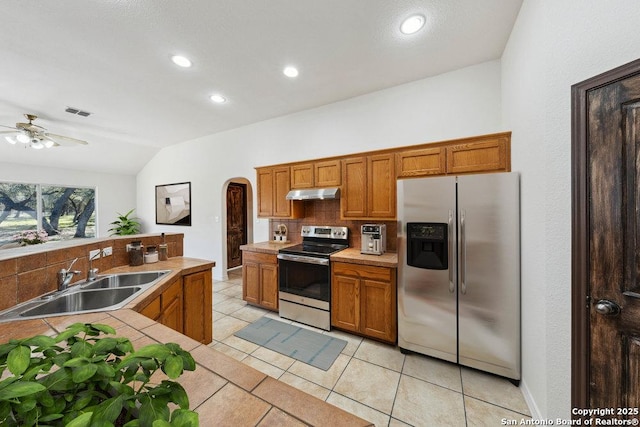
[277,225,348,330]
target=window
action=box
[0,182,96,246]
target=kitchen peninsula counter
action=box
[0,257,372,426]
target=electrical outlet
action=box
[89,249,101,259]
[102,246,113,256]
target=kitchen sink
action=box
[82,270,170,290]
[0,270,172,322]
[19,287,143,318]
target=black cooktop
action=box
[279,242,348,257]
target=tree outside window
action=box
[0,182,96,246]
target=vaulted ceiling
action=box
[0,0,522,175]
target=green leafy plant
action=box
[0,323,198,427]
[108,209,141,236]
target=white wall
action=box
[502,0,640,419]
[0,162,136,237]
[136,59,504,280]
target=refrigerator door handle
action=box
[448,210,455,293]
[460,209,467,295]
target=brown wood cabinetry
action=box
[139,269,213,344]
[341,154,395,220]
[257,132,511,219]
[183,269,213,344]
[314,160,341,187]
[242,251,279,311]
[396,147,446,177]
[291,160,341,189]
[161,278,184,333]
[290,164,314,189]
[257,167,304,218]
[140,278,183,332]
[445,135,509,174]
[139,294,161,321]
[331,262,397,343]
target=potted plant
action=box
[0,323,198,426]
[109,209,141,235]
[12,229,49,246]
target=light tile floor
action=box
[209,269,532,426]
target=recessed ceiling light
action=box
[171,55,192,68]
[283,66,299,78]
[400,14,425,35]
[210,94,227,104]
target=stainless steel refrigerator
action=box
[397,172,520,380]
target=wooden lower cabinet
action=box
[161,278,184,333]
[183,269,213,344]
[331,262,397,343]
[242,251,279,311]
[138,269,213,344]
[140,277,183,333]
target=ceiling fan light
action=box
[31,140,44,149]
[5,136,18,145]
[16,133,30,144]
[43,139,55,148]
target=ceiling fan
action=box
[0,114,88,149]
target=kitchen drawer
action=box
[243,251,278,265]
[332,262,392,282]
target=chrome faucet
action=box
[87,250,101,281]
[57,257,81,291]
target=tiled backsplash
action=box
[269,199,397,251]
[0,234,183,312]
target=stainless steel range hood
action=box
[285,187,340,200]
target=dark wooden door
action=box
[226,183,247,269]
[573,61,640,415]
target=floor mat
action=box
[234,317,347,371]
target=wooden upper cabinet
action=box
[341,157,367,218]
[341,154,395,220]
[396,147,446,178]
[291,164,314,189]
[314,160,341,187]
[368,154,395,218]
[273,167,293,217]
[291,160,341,189]
[446,134,510,174]
[257,168,274,217]
[256,166,303,218]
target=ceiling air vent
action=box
[65,107,92,117]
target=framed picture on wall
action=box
[155,182,191,226]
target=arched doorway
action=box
[226,182,247,269]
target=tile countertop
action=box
[241,242,398,268]
[240,241,298,255]
[330,248,398,268]
[0,256,372,427]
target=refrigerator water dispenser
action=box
[406,222,448,270]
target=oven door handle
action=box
[277,253,330,266]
